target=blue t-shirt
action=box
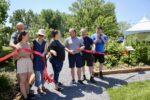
[91,33,108,53]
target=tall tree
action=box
[40,9,66,32]
[118,21,130,35]
[9,9,38,29]
[69,0,119,37]
[0,0,9,24]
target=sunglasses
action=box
[38,35,44,37]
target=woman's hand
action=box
[50,50,57,56]
[69,50,75,55]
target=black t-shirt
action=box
[83,36,93,50]
[48,40,65,61]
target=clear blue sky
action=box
[7,0,150,25]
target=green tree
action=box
[9,9,38,29]
[0,0,9,24]
[0,26,14,46]
[69,0,119,37]
[40,9,66,32]
[118,21,130,35]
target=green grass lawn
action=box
[107,80,150,100]
[2,46,12,51]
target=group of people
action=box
[9,22,108,100]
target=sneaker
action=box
[99,71,104,79]
[55,87,63,92]
[37,88,45,94]
[71,79,76,84]
[83,75,87,81]
[90,76,96,83]
[78,80,84,85]
[58,82,63,86]
[42,86,48,92]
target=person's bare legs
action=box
[89,66,96,83]
[71,68,75,80]
[89,66,94,77]
[99,63,103,71]
[82,66,87,80]
[99,63,103,79]
[19,73,28,99]
[26,72,32,95]
[77,68,82,80]
[82,66,85,76]
[17,74,20,82]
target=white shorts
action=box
[17,58,33,74]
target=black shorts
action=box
[68,53,83,68]
[82,53,94,66]
[93,54,104,63]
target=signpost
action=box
[125,46,135,66]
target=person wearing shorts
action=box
[80,28,96,83]
[91,26,108,79]
[15,31,33,100]
[65,28,85,85]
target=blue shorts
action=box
[68,53,83,68]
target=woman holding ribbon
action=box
[15,31,33,100]
[31,29,48,94]
[47,30,65,91]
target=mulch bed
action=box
[94,66,150,75]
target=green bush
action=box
[0,74,13,92]
[104,41,125,68]
[103,40,150,68]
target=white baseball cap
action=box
[37,29,45,36]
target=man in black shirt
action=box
[80,28,96,83]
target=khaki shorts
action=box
[17,58,33,74]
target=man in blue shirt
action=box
[91,26,108,79]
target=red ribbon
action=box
[81,49,128,56]
[0,48,54,83]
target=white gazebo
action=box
[125,16,150,36]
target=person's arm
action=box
[43,42,48,55]
[79,38,85,51]
[64,38,74,54]
[101,35,108,44]
[30,42,34,49]
[9,33,17,49]
[13,43,21,60]
[91,34,98,44]
[47,41,57,57]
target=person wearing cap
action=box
[80,28,96,83]
[31,29,48,94]
[65,28,85,85]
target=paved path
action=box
[31,56,150,100]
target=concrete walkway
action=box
[31,56,150,100]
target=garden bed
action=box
[94,65,150,75]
